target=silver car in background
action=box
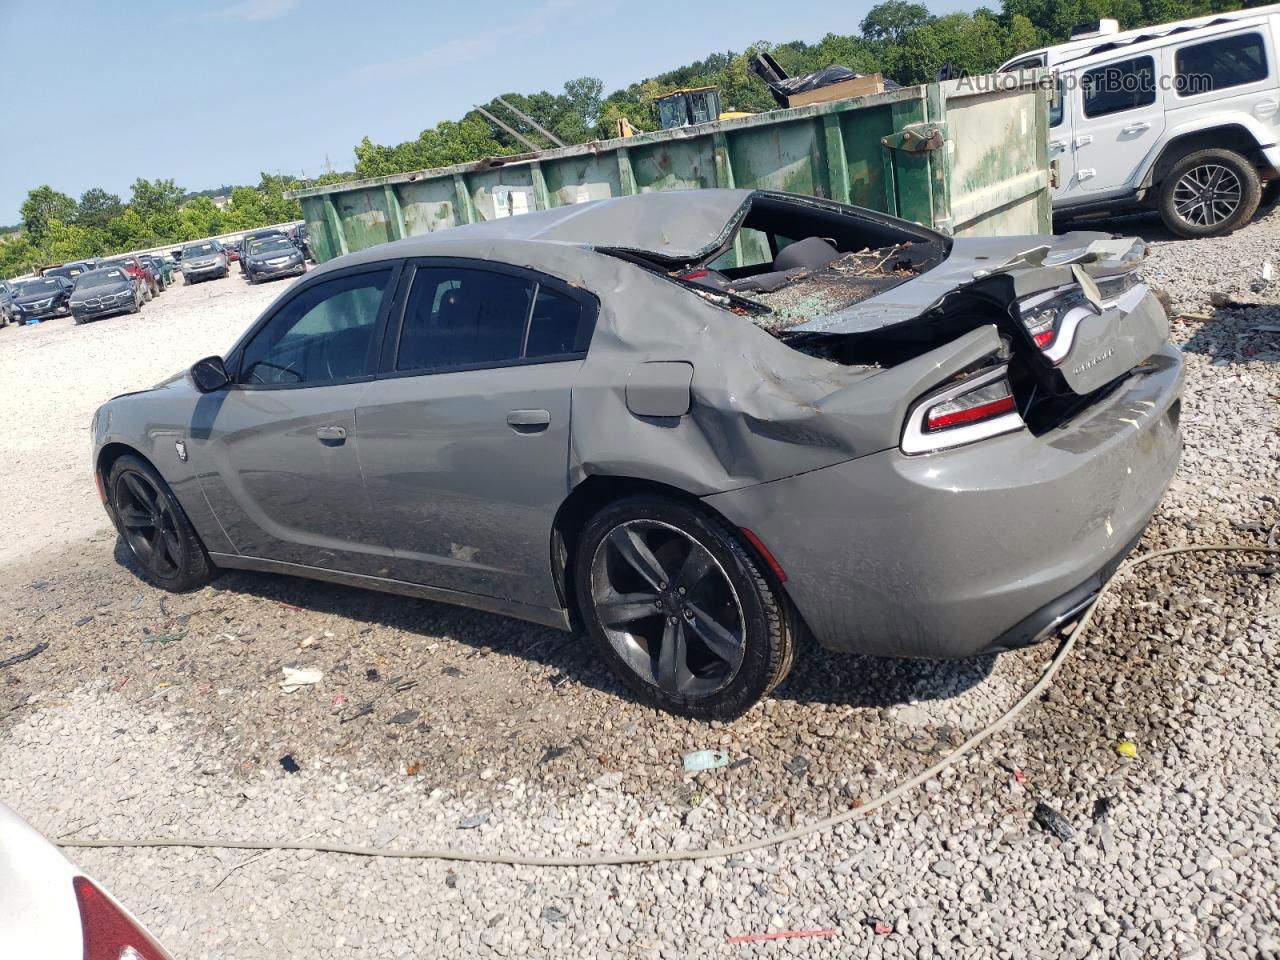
[179,240,228,284]
[91,190,1182,719]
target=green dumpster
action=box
[287,73,1051,265]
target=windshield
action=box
[250,237,294,255]
[76,269,127,289]
[21,278,61,294]
[184,242,218,257]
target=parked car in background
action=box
[140,255,170,291]
[90,189,1183,719]
[179,241,229,283]
[69,266,144,324]
[10,276,73,323]
[290,223,312,260]
[170,247,184,262]
[242,234,307,283]
[237,229,285,275]
[0,801,174,959]
[0,280,18,327]
[1001,6,1280,236]
[42,261,94,283]
[223,239,240,262]
[101,257,158,300]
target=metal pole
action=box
[495,96,566,148]
[473,105,541,152]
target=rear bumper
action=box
[248,263,305,279]
[703,344,1184,659]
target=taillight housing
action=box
[74,876,172,960]
[902,365,1023,455]
[1016,269,1144,363]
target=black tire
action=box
[574,495,796,719]
[106,454,214,592]
[1158,148,1261,238]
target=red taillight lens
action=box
[925,379,1017,431]
[74,876,171,960]
[1032,329,1054,348]
[681,269,709,281]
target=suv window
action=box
[1082,55,1156,118]
[239,269,391,386]
[1175,32,1267,96]
[396,267,589,373]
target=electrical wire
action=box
[58,543,1280,868]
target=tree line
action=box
[5,0,1251,277]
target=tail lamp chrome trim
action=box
[1019,274,1149,365]
[901,365,1025,456]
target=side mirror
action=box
[191,355,230,393]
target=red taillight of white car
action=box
[902,366,1023,455]
[73,876,171,960]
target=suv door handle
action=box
[1074,135,1093,148]
[507,409,551,433]
[1121,122,1150,134]
[1048,139,1066,151]
[316,425,347,444]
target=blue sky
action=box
[0,0,968,224]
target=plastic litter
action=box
[279,755,300,773]
[458,814,488,830]
[1033,802,1075,841]
[683,750,730,772]
[783,754,810,776]
[539,745,570,765]
[726,929,837,944]
[1115,740,1139,758]
[388,709,420,725]
[366,668,380,682]
[1092,797,1115,822]
[868,919,894,935]
[279,667,323,693]
[541,906,568,922]
[74,615,94,627]
[0,643,49,670]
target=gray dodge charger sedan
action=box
[90,190,1182,718]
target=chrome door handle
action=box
[1121,122,1150,134]
[316,425,347,444]
[507,409,551,433]
[1074,135,1093,148]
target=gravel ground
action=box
[1,208,1278,959]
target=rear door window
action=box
[395,266,593,373]
[1175,32,1268,96]
[1082,55,1156,117]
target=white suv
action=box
[1001,5,1280,237]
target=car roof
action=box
[76,267,127,280]
[331,189,755,270]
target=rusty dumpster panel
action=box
[290,73,1052,264]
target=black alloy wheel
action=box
[108,454,214,591]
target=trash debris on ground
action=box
[444,871,456,888]
[74,615,94,627]
[1033,802,1075,841]
[30,579,51,590]
[541,906,569,923]
[783,754,810,776]
[867,919,894,935]
[279,754,300,773]
[539,745,570,765]
[0,642,49,670]
[728,757,753,770]
[1092,797,1115,822]
[388,709,420,725]
[441,666,463,678]
[548,672,570,689]
[458,813,489,830]
[129,594,145,610]
[144,634,185,645]
[683,749,730,772]
[330,694,347,710]
[365,668,380,682]
[1115,740,1139,758]
[298,635,318,650]
[279,667,323,693]
[726,928,838,944]
[340,702,374,724]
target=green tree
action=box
[75,188,124,230]
[20,186,77,243]
[861,1,934,44]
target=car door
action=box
[192,263,401,575]
[1048,72,1077,202]
[356,259,596,607]
[1072,53,1166,196]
